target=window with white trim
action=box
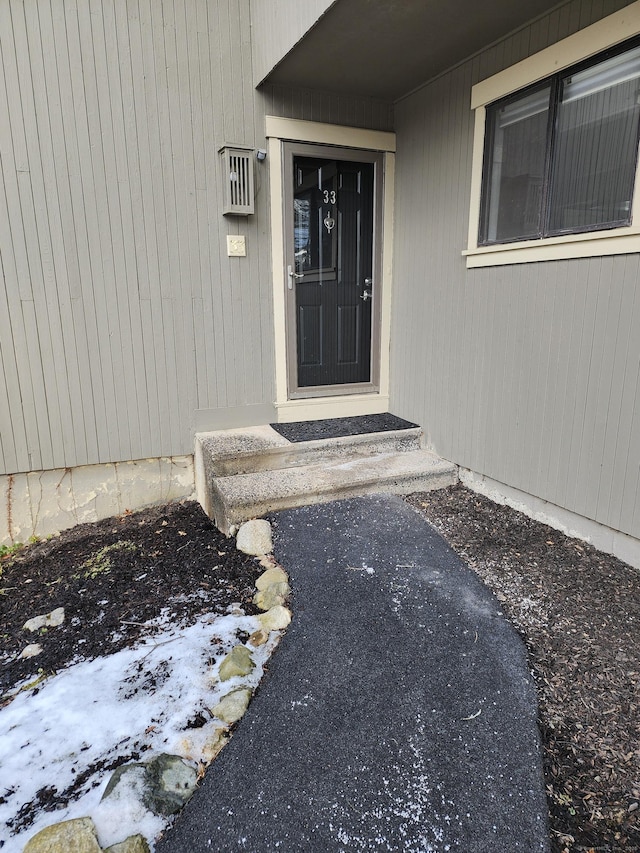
[479,38,640,246]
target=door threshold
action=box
[274,393,390,423]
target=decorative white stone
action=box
[253,582,290,611]
[23,817,102,853]
[104,835,151,853]
[257,605,292,631]
[201,727,229,763]
[20,643,43,659]
[154,755,198,814]
[23,607,65,632]
[235,519,273,556]
[255,566,289,590]
[219,645,255,681]
[248,628,270,647]
[101,755,198,817]
[212,687,252,723]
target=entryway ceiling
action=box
[261,0,566,100]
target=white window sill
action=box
[463,227,640,268]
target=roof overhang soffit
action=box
[261,0,569,101]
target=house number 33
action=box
[323,190,337,204]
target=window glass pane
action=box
[293,159,337,280]
[482,86,551,243]
[548,45,640,232]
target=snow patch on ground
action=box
[0,611,279,852]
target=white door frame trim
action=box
[266,116,396,422]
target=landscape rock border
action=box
[22,520,291,853]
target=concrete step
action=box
[196,424,424,476]
[195,423,458,534]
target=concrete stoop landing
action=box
[195,420,457,534]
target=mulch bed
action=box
[1,489,639,852]
[0,501,262,700]
[408,485,640,853]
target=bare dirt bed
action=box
[2,489,639,852]
[409,485,640,853]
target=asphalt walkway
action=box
[157,494,550,852]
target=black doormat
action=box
[269,413,419,443]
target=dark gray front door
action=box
[285,146,382,396]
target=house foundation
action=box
[0,457,194,545]
[461,469,640,572]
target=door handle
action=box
[360,290,372,302]
[364,278,373,285]
[288,265,304,289]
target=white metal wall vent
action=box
[219,145,255,215]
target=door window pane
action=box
[293,159,337,281]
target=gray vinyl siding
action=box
[259,83,394,132]
[250,0,336,87]
[0,0,268,474]
[0,0,392,476]
[390,0,640,539]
